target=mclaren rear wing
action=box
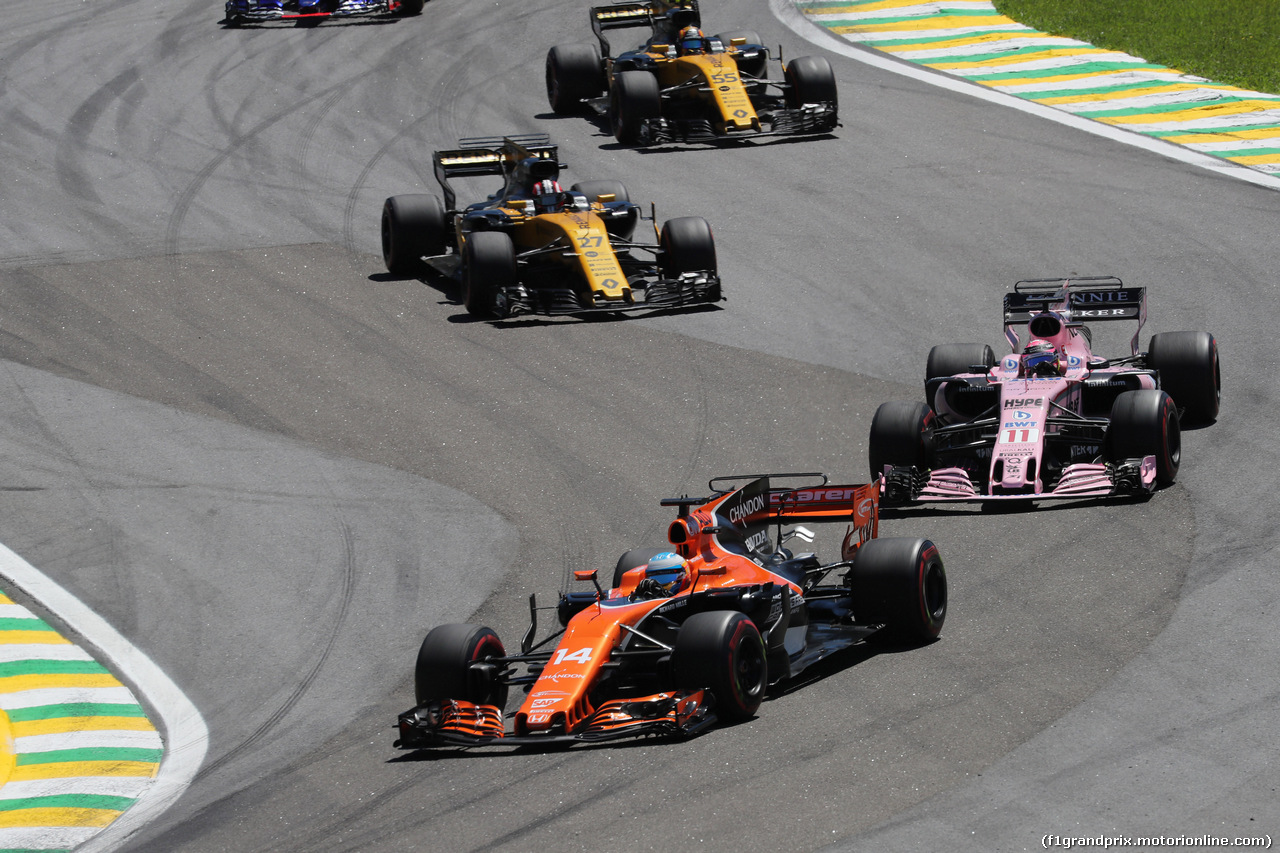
[432,134,562,210]
[663,473,879,563]
[1004,276,1146,354]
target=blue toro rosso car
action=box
[225,0,423,27]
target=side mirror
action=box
[574,569,605,598]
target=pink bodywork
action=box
[909,282,1160,501]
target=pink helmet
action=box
[1021,339,1063,377]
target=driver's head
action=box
[532,179,565,213]
[644,552,688,596]
[677,26,706,55]
[1021,338,1064,377]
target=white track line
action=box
[0,542,208,852]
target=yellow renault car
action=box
[546,0,838,145]
[380,135,722,318]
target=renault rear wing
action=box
[591,0,700,55]
[432,134,562,210]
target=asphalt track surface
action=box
[0,0,1276,850]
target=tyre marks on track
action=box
[198,519,358,778]
[796,0,1280,174]
[0,591,160,852]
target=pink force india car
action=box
[869,276,1220,505]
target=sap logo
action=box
[531,698,557,709]
[1004,397,1043,409]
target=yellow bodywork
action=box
[509,207,631,301]
[649,50,760,133]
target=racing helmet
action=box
[533,179,565,213]
[644,552,688,596]
[678,26,707,55]
[1021,338,1064,377]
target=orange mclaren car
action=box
[396,473,947,750]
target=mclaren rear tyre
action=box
[462,231,516,319]
[612,547,667,591]
[847,537,947,642]
[1108,389,1180,487]
[673,611,767,722]
[611,70,661,145]
[784,55,838,110]
[546,43,605,114]
[868,400,933,480]
[660,216,716,278]
[381,194,446,275]
[414,624,508,708]
[1147,331,1220,425]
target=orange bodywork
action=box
[399,475,888,748]
[513,478,879,734]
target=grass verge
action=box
[992,0,1280,95]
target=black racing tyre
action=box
[545,43,605,114]
[1108,389,1180,487]
[672,611,767,722]
[715,30,767,86]
[461,231,516,318]
[396,0,424,15]
[381,194,446,275]
[414,623,508,708]
[784,55,837,110]
[1147,331,1220,425]
[610,70,661,145]
[660,216,716,278]
[868,400,933,479]
[926,343,996,381]
[569,180,630,204]
[847,537,947,641]
[612,547,667,590]
[571,181,634,239]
